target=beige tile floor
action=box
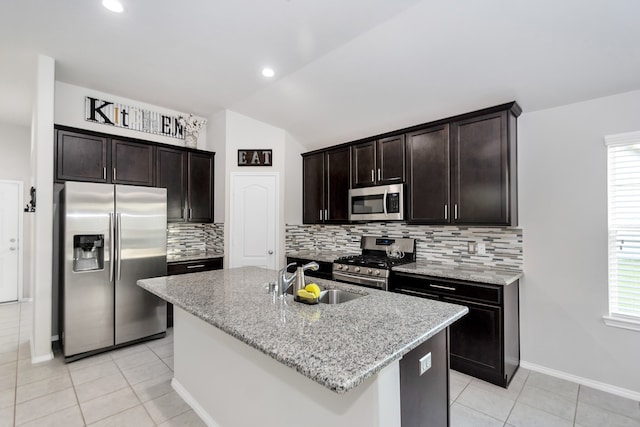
[2,301,639,426]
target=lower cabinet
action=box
[391,273,520,387]
[166,257,223,326]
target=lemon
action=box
[297,289,317,299]
[305,283,321,298]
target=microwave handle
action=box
[383,189,388,217]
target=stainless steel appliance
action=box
[60,181,167,361]
[333,236,416,290]
[348,184,404,221]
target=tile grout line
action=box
[502,369,530,426]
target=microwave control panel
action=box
[387,193,400,213]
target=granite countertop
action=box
[167,251,224,263]
[286,250,359,263]
[392,261,523,286]
[137,266,467,393]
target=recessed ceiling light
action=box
[102,0,124,13]
[262,68,275,78]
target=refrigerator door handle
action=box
[116,212,122,280]
[109,212,115,282]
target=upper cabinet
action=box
[111,139,155,186]
[303,146,350,224]
[56,129,109,183]
[352,135,405,188]
[405,104,520,226]
[55,126,216,223]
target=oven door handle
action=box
[333,271,387,288]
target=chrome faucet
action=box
[277,261,320,297]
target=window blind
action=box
[606,131,640,322]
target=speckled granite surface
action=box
[167,251,224,263]
[392,261,522,286]
[137,266,467,393]
[286,250,358,263]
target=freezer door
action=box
[114,185,167,345]
[62,182,114,356]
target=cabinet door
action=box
[377,135,404,184]
[445,296,503,384]
[351,141,376,188]
[406,125,450,223]
[303,152,325,224]
[111,139,155,186]
[187,151,214,223]
[451,111,510,225]
[156,147,187,222]
[325,146,350,222]
[55,130,109,183]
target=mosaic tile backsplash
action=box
[286,223,523,271]
[167,223,224,255]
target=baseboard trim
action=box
[171,377,220,427]
[520,361,640,401]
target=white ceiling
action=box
[1,0,639,150]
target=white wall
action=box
[519,89,640,396]
[284,132,305,225]
[30,54,55,363]
[0,122,32,298]
[54,82,206,147]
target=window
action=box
[604,131,640,331]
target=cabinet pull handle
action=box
[103,167,106,180]
[319,210,323,221]
[429,284,456,291]
[444,204,448,220]
[454,204,459,220]
[187,264,206,269]
[397,288,430,298]
[324,209,328,221]
[113,168,117,181]
[371,169,375,182]
[377,168,381,181]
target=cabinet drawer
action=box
[392,273,502,305]
[167,258,223,275]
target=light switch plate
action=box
[419,352,432,376]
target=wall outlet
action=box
[419,352,432,376]
[477,242,486,255]
[467,242,477,254]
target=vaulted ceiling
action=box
[1,0,639,150]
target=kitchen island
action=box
[137,266,468,427]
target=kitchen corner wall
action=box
[167,223,224,255]
[286,223,523,271]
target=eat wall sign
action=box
[237,149,272,167]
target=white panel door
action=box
[0,181,22,303]
[230,173,278,270]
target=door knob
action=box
[268,250,273,254]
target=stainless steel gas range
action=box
[332,236,416,291]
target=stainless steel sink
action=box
[318,289,363,304]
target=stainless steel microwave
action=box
[348,184,404,221]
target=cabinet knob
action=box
[268,250,274,255]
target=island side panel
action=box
[400,328,449,427]
[172,306,402,427]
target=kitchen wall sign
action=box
[85,96,184,140]
[237,149,272,166]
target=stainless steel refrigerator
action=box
[60,181,167,360]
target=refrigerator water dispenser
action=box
[73,234,104,272]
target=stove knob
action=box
[336,264,342,270]
[354,267,361,273]
[367,268,372,274]
[374,269,381,276]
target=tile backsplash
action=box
[167,223,224,255]
[286,223,522,271]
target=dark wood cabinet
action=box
[286,257,333,280]
[187,152,215,223]
[451,110,517,225]
[55,129,109,183]
[391,273,520,388]
[156,147,187,222]
[352,136,405,188]
[156,148,214,223]
[302,146,350,223]
[406,125,450,223]
[111,139,155,186]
